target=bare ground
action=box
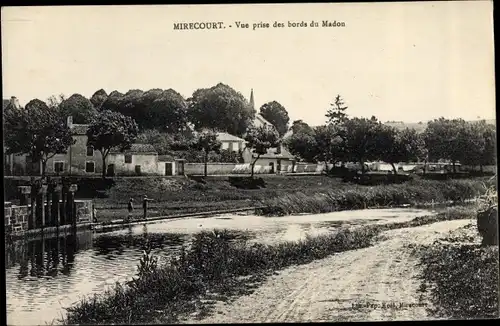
[180,219,471,323]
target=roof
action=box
[158,154,175,162]
[216,132,245,142]
[71,124,89,135]
[110,143,157,154]
[253,146,295,159]
[255,113,273,127]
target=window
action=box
[228,142,234,152]
[54,161,64,173]
[125,154,133,164]
[87,146,94,156]
[85,161,95,173]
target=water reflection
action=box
[5,227,189,326]
[5,233,86,280]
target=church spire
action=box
[249,88,255,110]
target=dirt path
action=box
[181,219,471,323]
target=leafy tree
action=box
[285,120,318,162]
[376,126,427,175]
[244,125,280,177]
[59,93,98,124]
[313,124,346,167]
[285,131,318,163]
[480,123,496,169]
[46,94,66,109]
[343,117,382,174]
[423,118,468,172]
[90,89,108,110]
[460,121,497,171]
[136,129,195,155]
[290,120,314,135]
[259,101,290,137]
[3,99,74,177]
[326,95,349,125]
[190,129,222,177]
[86,110,139,178]
[100,88,189,132]
[187,83,255,137]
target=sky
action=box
[1,2,496,126]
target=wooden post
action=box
[35,184,47,229]
[69,184,78,229]
[45,178,53,227]
[60,179,68,225]
[29,179,38,230]
[52,183,61,228]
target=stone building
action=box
[5,116,172,176]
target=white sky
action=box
[1,2,496,126]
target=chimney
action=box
[10,96,21,109]
[67,116,73,128]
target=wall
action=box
[220,141,245,152]
[108,153,164,176]
[185,163,237,175]
[182,162,324,175]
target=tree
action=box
[136,129,195,155]
[187,83,255,137]
[285,131,318,163]
[100,88,189,132]
[460,121,496,171]
[326,95,349,125]
[190,129,222,177]
[376,126,426,176]
[423,118,468,172]
[285,120,318,162]
[3,99,74,177]
[343,117,381,174]
[86,110,139,178]
[244,125,280,178]
[313,124,346,168]
[90,89,108,110]
[59,93,98,124]
[290,120,314,135]
[46,94,66,109]
[480,123,496,170]
[259,101,290,137]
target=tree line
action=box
[286,95,496,174]
[3,85,495,178]
[3,83,288,178]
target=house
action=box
[5,116,173,176]
[216,132,246,152]
[240,89,296,173]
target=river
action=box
[5,207,441,325]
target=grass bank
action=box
[258,178,493,216]
[62,206,476,325]
[93,176,493,222]
[415,226,499,319]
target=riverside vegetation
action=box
[31,175,494,221]
[62,188,497,325]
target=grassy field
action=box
[91,175,493,222]
[61,206,478,325]
[415,223,499,319]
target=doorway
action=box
[165,162,173,176]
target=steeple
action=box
[249,88,255,110]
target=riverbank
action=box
[414,221,499,319]
[61,205,479,324]
[84,176,495,222]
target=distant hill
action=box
[384,119,496,133]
